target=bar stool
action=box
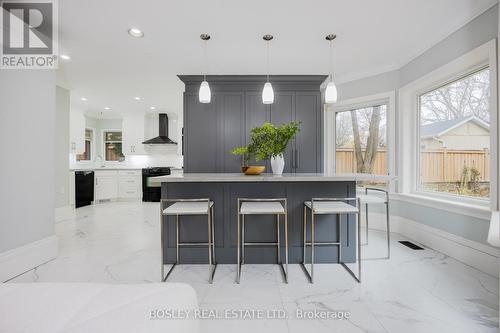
[160,198,216,283]
[301,198,361,283]
[358,188,390,259]
[236,198,288,284]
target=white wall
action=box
[0,70,57,280]
[55,86,70,208]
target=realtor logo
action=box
[1,0,58,69]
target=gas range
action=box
[142,167,171,202]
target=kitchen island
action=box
[153,173,392,265]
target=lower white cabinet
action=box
[118,170,142,199]
[95,170,119,201]
[94,170,142,201]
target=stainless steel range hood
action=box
[142,113,177,145]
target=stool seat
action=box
[240,202,285,214]
[357,195,387,204]
[304,201,358,214]
[163,201,214,215]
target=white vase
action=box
[271,154,285,175]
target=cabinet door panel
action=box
[184,93,218,172]
[270,92,295,173]
[295,92,320,173]
[220,92,244,172]
[245,92,271,170]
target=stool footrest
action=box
[243,242,279,246]
[177,242,213,246]
[305,242,340,246]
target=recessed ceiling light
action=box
[150,106,156,110]
[80,97,87,101]
[128,28,144,38]
[134,96,141,101]
[104,107,111,110]
[60,54,71,60]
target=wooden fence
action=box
[336,148,490,182]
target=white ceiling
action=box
[58,0,497,119]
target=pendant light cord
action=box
[329,40,333,82]
[266,40,270,82]
[203,39,208,81]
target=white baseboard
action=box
[367,212,499,277]
[0,235,58,282]
[55,205,75,223]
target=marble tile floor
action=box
[8,202,499,333]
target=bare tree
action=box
[350,106,381,173]
[420,69,490,124]
[335,111,352,147]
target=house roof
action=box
[421,116,490,138]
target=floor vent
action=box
[399,241,425,250]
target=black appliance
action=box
[142,114,177,144]
[75,171,94,208]
[142,167,171,202]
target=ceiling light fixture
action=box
[325,34,338,103]
[134,96,141,101]
[80,97,87,101]
[128,27,144,38]
[199,34,211,103]
[60,54,71,60]
[104,107,111,110]
[262,34,274,104]
[150,106,156,110]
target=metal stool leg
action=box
[236,211,241,284]
[303,205,307,263]
[386,202,390,259]
[211,206,216,263]
[160,203,165,281]
[242,214,245,265]
[338,214,342,263]
[311,210,315,283]
[163,214,179,282]
[276,214,281,263]
[340,209,362,283]
[284,210,289,283]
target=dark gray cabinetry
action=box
[180,75,326,173]
[183,93,218,172]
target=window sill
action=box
[390,192,491,221]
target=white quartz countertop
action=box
[151,173,396,183]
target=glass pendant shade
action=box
[199,80,211,103]
[262,82,274,104]
[325,80,338,103]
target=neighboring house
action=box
[420,116,490,150]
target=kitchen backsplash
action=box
[70,154,183,169]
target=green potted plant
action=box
[231,121,300,175]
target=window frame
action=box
[325,91,396,189]
[76,127,95,162]
[416,66,491,203]
[398,39,497,212]
[102,129,123,162]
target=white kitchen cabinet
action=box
[69,109,85,154]
[118,170,142,199]
[95,170,118,201]
[122,114,146,155]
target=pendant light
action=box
[262,34,274,104]
[199,34,211,103]
[325,34,338,103]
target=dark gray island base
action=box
[158,173,368,265]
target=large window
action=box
[76,128,93,161]
[335,104,388,175]
[103,131,123,161]
[418,68,490,199]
